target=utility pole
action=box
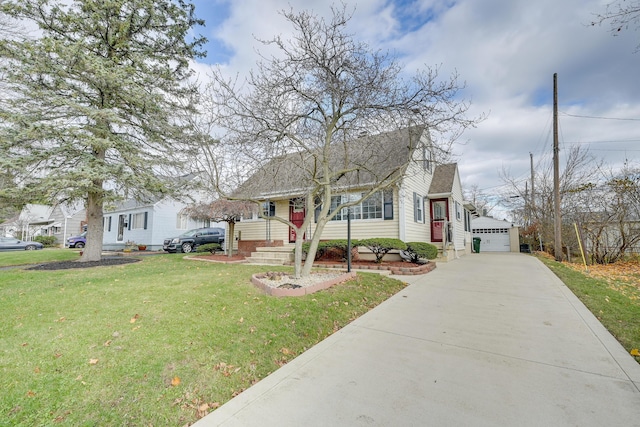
[524,181,529,226]
[553,73,562,262]
[530,152,535,218]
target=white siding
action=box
[401,160,433,243]
[449,168,467,252]
[234,200,290,241]
[235,191,402,243]
[102,198,216,250]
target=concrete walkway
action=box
[194,253,640,426]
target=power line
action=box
[560,112,640,121]
[564,138,640,144]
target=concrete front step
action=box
[245,257,290,265]
[246,245,295,265]
[254,245,296,253]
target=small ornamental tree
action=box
[358,238,407,263]
[186,199,256,258]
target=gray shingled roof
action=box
[234,126,427,199]
[428,163,458,195]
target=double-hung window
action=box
[328,190,392,221]
[130,212,148,230]
[413,193,424,223]
[176,211,189,229]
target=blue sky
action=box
[189,0,640,219]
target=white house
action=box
[102,197,224,251]
[232,126,476,261]
[1,203,85,245]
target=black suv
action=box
[163,227,225,253]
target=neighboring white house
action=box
[46,204,86,245]
[471,216,520,252]
[1,203,85,245]
[232,126,477,261]
[102,197,224,251]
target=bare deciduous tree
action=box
[592,0,640,51]
[200,5,480,278]
[463,184,495,217]
[500,146,597,255]
[571,164,640,263]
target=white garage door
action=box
[472,227,510,252]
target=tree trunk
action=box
[300,216,329,278]
[292,230,304,279]
[81,188,104,262]
[227,221,235,258]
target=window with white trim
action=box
[413,192,424,223]
[455,201,461,221]
[262,201,275,217]
[176,212,188,229]
[131,212,147,230]
[328,190,391,221]
[422,146,432,172]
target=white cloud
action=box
[192,0,640,217]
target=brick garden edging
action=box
[287,261,437,276]
[252,271,357,297]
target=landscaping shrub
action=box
[405,242,438,263]
[297,239,359,261]
[196,243,222,254]
[358,238,407,263]
[33,235,57,247]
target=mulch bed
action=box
[308,259,436,275]
[191,254,435,275]
[27,258,140,270]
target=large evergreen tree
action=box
[0,0,206,260]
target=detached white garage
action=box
[471,216,520,252]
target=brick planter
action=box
[251,271,357,297]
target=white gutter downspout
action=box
[398,186,406,242]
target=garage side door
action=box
[472,227,510,252]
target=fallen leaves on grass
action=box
[213,362,241,377]
[174,394,221,421]
[631,349,640,357]
[89,358,99,365]
[171,376,181,387]
[567,261,640,288]
[130,314,140,323]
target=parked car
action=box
[0,237,44,251]
[163,227,225,253]
[67,231,87,248]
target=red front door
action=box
[430,199,448,242]
[289,199,306,242]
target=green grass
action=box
[0,253,407,425]
[538,255,640,363]
[0,248,80,267]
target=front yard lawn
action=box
[0,248,79,267]
[0,254,407,425]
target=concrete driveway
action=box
[194,253,640,426]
